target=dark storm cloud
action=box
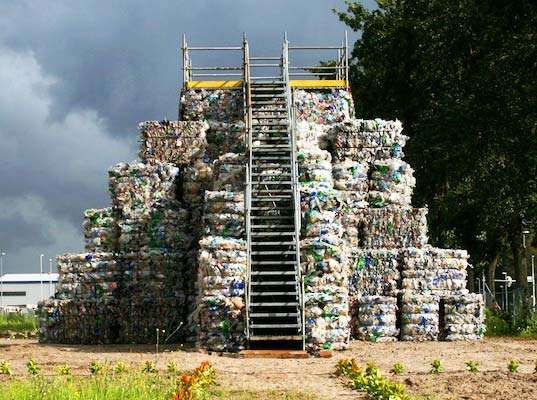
[0,0,375,273]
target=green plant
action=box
[391,362,404,375]
[0,360,12,376]
[0,312,38,335]
[141,360,157,373]
[26,358,40,375]
[167,361,179,374]
[430,359,443,374]
[89,360,104,375]
[465,360,479,373]
[507,359,520,373]
[334,358,414,400]
[56,363,72,376]
[114,361,128,374]
[173,361,216,400]
[520,314,537,338]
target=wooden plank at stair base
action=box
[239,349,309,359]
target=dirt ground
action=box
[1,338,536,399]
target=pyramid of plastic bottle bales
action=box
[38,86,484,351]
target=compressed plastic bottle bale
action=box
[205,121,246,159]
[327,118,407,162]
[400,247,470,295]
[182,156,214,206]
[368,159,415,207]
[304,285,350,352]
[355,296,399,342]
[360,207,429,248]
[297,148,333,186]
[212,153,245,191]
[138,120,209,165]
[82,208,119,253]
[442,294,485,341]
[296,120,329,150]
[400,291,440,341]
[181,89,244,122]
[293,89,354,125]
[109,161,180,218]
[349,249,400,298]
[203,213,245,238]
[332,159,369,192]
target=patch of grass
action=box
[0,312,38,335]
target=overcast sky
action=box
[0,0,375,274]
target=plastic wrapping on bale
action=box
[212,153,245,191]
[400,291,440,341]
[294,89,353,125]
[368,159,415,207]
[138,120,209,165]
[360,207,429,249]
[442,294,485,341]
[328,119,407,162]
[401,247,469,295]
[349,249,400,298]
[181,89,243,122]
[83,208,118,253]
[196,236,246,352]
[355,296,399,342]
[206,121,246,160]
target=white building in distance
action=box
[0,273,58,309]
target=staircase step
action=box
[250,323,300,329]
[251,225,294,230]
[251,260,296,265]
[250,301,298,306]
[248,335,302,342]
[251,252,296,257]
[250,281,296,286]
[250,271,296,275]
[251,181,293,186]
[251,241,295,245]
[251,232,294,236]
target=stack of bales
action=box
[190,108,246,351]
[400,291,440,341]
[119,251,186,343]
[39,253,121,344]
[295,101,351,352]
[196,190,246,351]
[350,250,400,341]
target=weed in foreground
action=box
[465,361,479,373]
[335,358,414,400]
[391,362,405,375]
[507,360,520,373]
[26,359,40,376]
[0,360,12,376]
[430,359,443,374]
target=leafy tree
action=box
[336,1,537,294]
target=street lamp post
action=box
[532,255,536,311]
[40,254,44,302]
[49,258,53,297]
[0,251,5,309]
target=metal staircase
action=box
[244,38,304,349]
[181,33,349,351]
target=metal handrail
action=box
[243,35,253,342]
[283,34,305,351]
